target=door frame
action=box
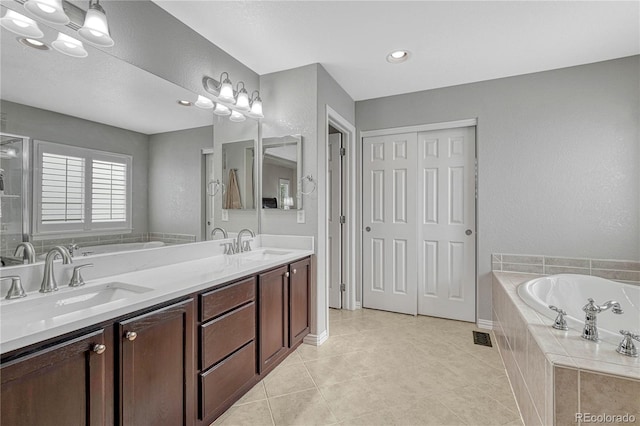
[325,106,357,312]
[359,118,478,321]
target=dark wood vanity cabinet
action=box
[118,299,195,426]
[1,328,114,426]
[198,277,257,423]
[289,257,311,348]
[258,265,290,373]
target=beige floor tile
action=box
[264,362,316,397]
[268,389,337,426]
[338,409,397,426]
[318,377,390,421]
[389,397,467,426]
[234,382,267,406]
[278,350,304,367]
[212,399,273,426]
[304,352,368,387]
[434,386,522,425]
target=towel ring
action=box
[299,174,317,195]
[207,179,225,196]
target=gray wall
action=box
[148,125,213,240]
[356,56,640,323]
[1,100,150,236]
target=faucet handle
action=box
[1,276,26,300]
[69,263,93,287]
[616,330,640,357]
[242,240,252,252]
[548,305,568,330]
[223,242,236,255]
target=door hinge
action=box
[340,283,346,292]
[339,147,346,156]
[339,215,346,224]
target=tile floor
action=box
[213,308,523,426]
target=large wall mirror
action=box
[261,135,302,210]
[0,2,258,267]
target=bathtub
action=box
[37,241,165,260]
[517,274,640,344]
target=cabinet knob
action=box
[284,272,290,278]
[92,344,106,355]
[293,269,297,274]
[125,331,137,341]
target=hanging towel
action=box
[224,169,243,209]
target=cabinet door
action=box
[1,328,113,426]
[118,299,195,426]
[289,257,311,347]
[258,265,289,373]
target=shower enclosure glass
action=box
[0,133,29,266]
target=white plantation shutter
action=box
[92,160,127,222]
[34,140,132,236]
[41,153,85,224]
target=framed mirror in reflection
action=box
[261,135,302,210]
[0,3,259,268]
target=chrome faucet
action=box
[581,298,624,341]
[40,246,72,293]
[211,227,228,239]
[236,229,255,253]
[13,242,36,264]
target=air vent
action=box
[472,331,493,347]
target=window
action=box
[34,140,132,237]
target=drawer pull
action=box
[284,272,290,278]
[125,331,137,341]
[293,269,297,274]
[92,344,106,354]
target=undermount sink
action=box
[238,249,292,263]
[1,282,153,325]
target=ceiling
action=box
[154,1,640,101]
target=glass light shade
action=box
[235,88,250,112]
[1,10,44,38]
[52,32,88,58]
[218,78,235,103]
[229,110,246,122]
[248,97,264,119]
[213,103,231,116]
[78,2,114,47]
[195,95,214,109]
[24,0,70,25]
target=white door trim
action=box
[360,118,477,139]
[325,106,357,312]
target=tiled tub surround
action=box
[493,272,640,425]
[0,234,314,354]
[492,254,640,284]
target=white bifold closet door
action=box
[363,127,476,322]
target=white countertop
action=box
[0,235,314,355]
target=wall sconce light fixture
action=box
[52,32,88,58]
[24,0,69,25]
[78,0,114,47]
[1,10,44,38]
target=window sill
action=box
[32,229,133,241]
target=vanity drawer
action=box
[200,301,256,369]
[200,276,256,321]
[199,341,256,421]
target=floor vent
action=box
[473,331,492,347]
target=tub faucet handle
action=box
[616,330,640,357]
[548,305,568,331]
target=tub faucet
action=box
[236,229,255,253]
[13,242,36,264]
[581,298,623,342]
[40,246,73,293]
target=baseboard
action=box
[476,319,494,330]
[303,330,328,346]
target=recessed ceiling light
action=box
[19,37,49,50]
[387,50,410,63]
[177,100,192,106]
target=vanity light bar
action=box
[202,75,263,120]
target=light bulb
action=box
[248,96,263,119]
[218,73,235,103]
[52,32,88,58]
[229,110,246,122]
[235,84,250,112]
[78,1,114,47]
[24,0,70,25]
[1,10,44,38]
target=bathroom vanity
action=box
[0,238,313,426]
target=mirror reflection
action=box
[261,135,302,210]
[0,3,258,267]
